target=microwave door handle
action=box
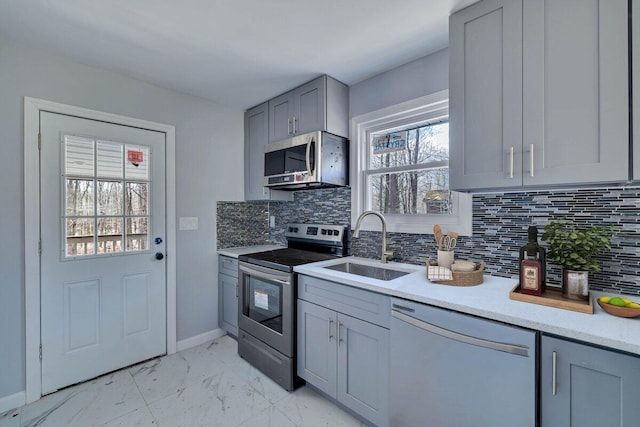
[305,138,314,176]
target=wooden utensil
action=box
[433,224,443,250]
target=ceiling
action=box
[0,0,478,109]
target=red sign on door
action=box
[127,150,144,163]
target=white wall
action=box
[349,48,449,118]
[0,38,244,400]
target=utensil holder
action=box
[437,250,454,269]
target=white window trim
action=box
[349,90,472,236]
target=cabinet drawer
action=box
[218,255,238,277]
[298,275,390,328]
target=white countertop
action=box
[294,256,640,357]
[217,244,285,258]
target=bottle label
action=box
[522,265,539,290]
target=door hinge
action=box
[38,239,42,255]
[38,133,41,150]
[39,344,42,360]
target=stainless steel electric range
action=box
[237,223,347,391]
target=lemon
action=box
[622,298,632,305]
[598,296,612,303]
[625,302,640,309]
[608,297,627,307]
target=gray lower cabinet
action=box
[297,276,389,427]
[244,102,292,201]
[450,0,629,190]
[541,335,640,427]
[218,255,238,336]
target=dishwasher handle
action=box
[391,309,530,357]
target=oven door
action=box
[238,262,294,357]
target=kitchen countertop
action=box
[217,244,285,258]
[294,256,640,357]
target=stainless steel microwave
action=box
[264,131,348,190]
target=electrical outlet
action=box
[269,215,275,228]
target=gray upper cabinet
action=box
[244,102,292,201]
[541,335,640,427]
[450,0,523,190]
[521,0,628,186]
[634,0,640,181]
[268,75,348,143]
[450,0,629,191]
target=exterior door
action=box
[40,111,167,394]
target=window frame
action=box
[350,90,472,236]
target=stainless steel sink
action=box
[323,262,410,281]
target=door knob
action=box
[155,252,164,260]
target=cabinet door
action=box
[523,0,628,185]
[219,273,238,336]
[541,335,640,427]
[294,77,326,136]
[337,313,389,427]
[449,0,523,190]
[633,0,640,180]
[244,102,292,201]
[297,300,337,398]
[269,91,295,143]
[244,102,269,200]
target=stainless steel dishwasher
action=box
[390,298,537,427]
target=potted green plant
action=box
[541,220,614,301]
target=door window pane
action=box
[65,136,94,176]
[66,218,95,256]
[97,141,123,178]
[97,218,123,254]
[66,179,94,216]
[126,217,148,251]
[97,181,123,215]
[126,182,148,215]
[125,145,149,180]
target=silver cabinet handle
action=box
[530,144,535,177]
[292,116,297,134]
[287,118,292,135]
[338,321,343,345]
[391,310,530,357]
[328,319,334,342]
[509,146,514,179]
[552,350,557,396]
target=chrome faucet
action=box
[353,210,394,263]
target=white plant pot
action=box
[562,269,590,301]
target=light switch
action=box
[179,217,198,230]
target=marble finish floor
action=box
[1,335,364,427]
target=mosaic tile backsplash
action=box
[217,186,640,296]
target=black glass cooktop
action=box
[239,248,339,272]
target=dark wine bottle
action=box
[519,225,546,296]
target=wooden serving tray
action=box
[509,284,594,314]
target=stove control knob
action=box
[321,229,327,235]
[293,227,299,233]
[333,230,340,236]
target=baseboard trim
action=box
[176,328,226,352]
[0,391,26,414]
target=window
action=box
[351,90,471,235]
[63,135,151,258]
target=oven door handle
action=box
[239,264,291,285]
